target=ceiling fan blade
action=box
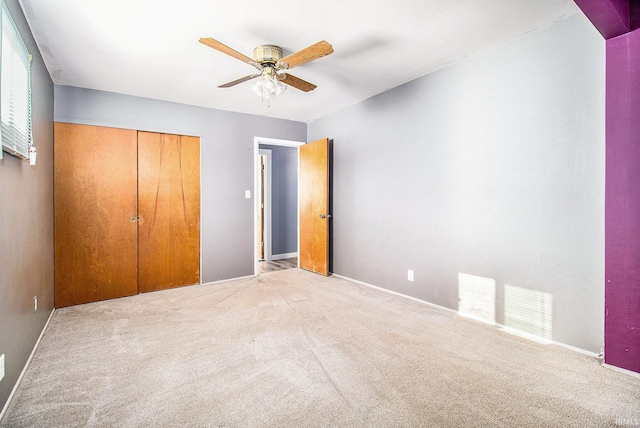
[199,37,256,66]
[279,73,317,92]
[218,74,261,88]
[279,40,333,69]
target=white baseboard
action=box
[332,274,606,362]
[603,363,640,379]
[200,274,256,287]
[552,339,600,358]
[496,325,599,358]
[0,309,55,421]
[332,274,457,315]
[271,252,298,261]
[497,324,553,345]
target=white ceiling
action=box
[19,0,580,123]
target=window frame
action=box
[0,0,32,160]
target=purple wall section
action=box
[605,28,640,373]
[634,2,640,31]
[574,0,630,38]
[575,0,640,373]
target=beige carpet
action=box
[1,269,638,427]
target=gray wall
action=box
[0,0,55,412]
[54,86,306,282]
[259,144,298,256]
[308,14,605,353]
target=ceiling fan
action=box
[199,38,333,100]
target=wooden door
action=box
[137,132,200,292]
[299,138,331,276]
[54,123,138,307]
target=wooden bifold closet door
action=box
[54,123,200,308]
[137,132,200,293]
[54,124,138,307]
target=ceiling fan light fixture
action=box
[251,66,286,100]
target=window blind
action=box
[1,1,32,160]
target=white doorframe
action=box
[259,149,272,262]
[253,137,304,276]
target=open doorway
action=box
[254,137,304,275]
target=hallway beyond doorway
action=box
[258,257,297,274]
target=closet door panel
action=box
[138,132,200,292]
[54,123,139,307]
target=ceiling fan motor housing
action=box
[254,45,283,65]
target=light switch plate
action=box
[0,354,5,382]
[245,190,251,199]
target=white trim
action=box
[297,147,301,273]
[551,339,599,358]
[458,311,500,327]
[332,274,458,315]
[497,324,553,345]
[496,320,598,358]
[603,363,640,379]
[332,274,608,362]
[258,149,272,261]
[200,274,256,287]
[272,252,298,261]
[253,136,304,276]
[0,309,55,421]
[254,136,304,148]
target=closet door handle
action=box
[130,216,140,222]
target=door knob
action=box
[319,214,332,219]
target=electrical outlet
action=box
[34,296,38,312]
[0,354,5,382]
[408,270,414,281]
